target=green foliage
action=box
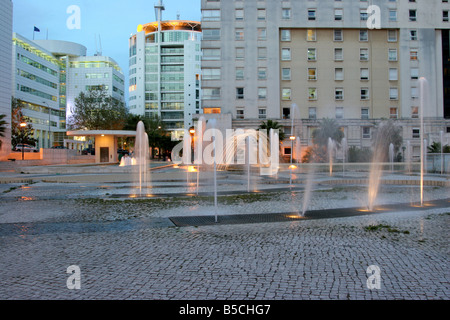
[0,114,6,149]
[311,118,344,146]
[371,120,403,162]
[11,97,36,148]
[348,146,373,163]
[259,120,286,142]
[427,141,450,153]
[68,87,128,130]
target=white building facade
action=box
[129,20,202,141]
[0,0,13,159]
[200,0,450,159]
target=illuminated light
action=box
[20,196,35,201]
[129,194,137,198]
[285,214,303,219]
[289,165,297,170]
[137,24,144,32]
[188,166,197,172]
[20,122,27,128]
[289,136,296,140]
[101,134,105,137]
[189,128,195,135]
[173,164,180,169]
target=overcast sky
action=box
[12,0,202,100]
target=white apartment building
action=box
[128,3,202,141]
[201,0,450,160]
[0,0,13,159]
[12,35,125,149]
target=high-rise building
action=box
[0,0,13,159]
[128,2,202,141]
[201,0,450,159]
[12,35,125,149]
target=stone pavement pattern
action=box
[0,200,448,300]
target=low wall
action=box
[2,148,95,165]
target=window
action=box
[411,87,418,98]
[308,88,317,100]
[359,30,368,41]
[409,10,417,21]
[411,68,419,79]
[308,48,317,61]
[410,30,418,40]
[281,29,291,41]
[388,30,397,42]
[235,28,244,40]
[236,109,244,119]
[335,107,344,119]
[236,87,244,99]
[360,48,369,61]
[258,47,267,59]
[257,9,266,20]
[235,9,244,20]
[334,29,343,41]
[389,68,398,81]
[388,48,398,61]
[282,88,291,100]
[282,68,291,80]
[235,67,244,80]
[362,127,371,139]
[307,29,316,41]
[258,108,267,119]
[361,88,369,100]
[258,87,267,99]
[412,128,420,138]
[410,49,418,61]
[389,87,398,100]
[203,29,220,40]
[411,106,419,118]
[308,68,317,80]
[258,67,267,80]
[282,8,291,19]
[309,107,316,119]
[389,10,397,21]
[202,10,221,21]
[281,48,291,60]
[202,68,221,80]
[335,68,344,81]
[236,47,245,60]
[335,88,344,100]
[361,108,369,120]
[444,11,449,22]
[202,88,221,100]
[360,68,369,80]
[257,28,267,40]
[308,9,316,20]
[334,48,343,61]
[335,9,343,21]
[360,9,368,20]
[203,48,221,60]
[390,108,398,119]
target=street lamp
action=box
[289,136,296,186]
[20,122,27,160]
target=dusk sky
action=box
[12,0,202,100]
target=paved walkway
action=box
[0,168,448,300]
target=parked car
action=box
[14,144,39,153]
[81,148,95,155]
[51,146,67,149]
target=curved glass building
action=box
[129,20,202,141]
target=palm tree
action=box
[0,114,7,150]
[311,118,344,146]
[259,120,286,141]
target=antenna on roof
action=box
[154,0,165,22]
[177,11,180,20]
[98,35,102,56]
[94,34,98,56]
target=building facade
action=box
[11,36,125,149]
[0,0,13,159]
[201,0,450,160]
[129,13,202,141]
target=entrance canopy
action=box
[67,130,136,163]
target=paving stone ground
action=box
[0,174,448,301]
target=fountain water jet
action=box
[328,138,335,177]
[389,143,394,173]
[419,77,428,206]
[133,121,150,197]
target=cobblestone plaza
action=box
[0,164,448,300]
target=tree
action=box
[311,118,344,146]
[11,97,36,149]
[0,114,6,150]
[371,119,403,162]
[68,87,128,130]
[259,120,286,142]
[427,141,450,153]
